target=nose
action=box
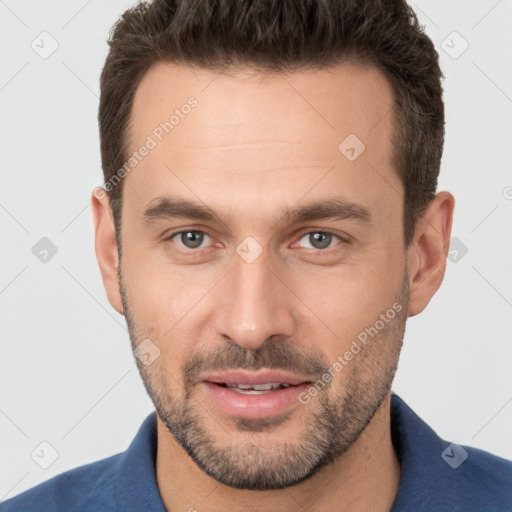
[214,249,297,350]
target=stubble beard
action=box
[119,267,408,490]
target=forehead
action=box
[129,60,395,148]
[123,61,400,227]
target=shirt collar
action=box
[113,393,451,511]
[389,393,447,511]
[114,410,166,512]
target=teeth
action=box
[231,388,270,395]
[251,383,273,391]
[225,382,290,393]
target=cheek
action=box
[125,260,203,319]
[289,256,403,356]
[123,267,216,365]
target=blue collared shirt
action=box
[2,393,511,511]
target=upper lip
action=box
[202,369,312,386]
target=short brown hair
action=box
[99,0,444,252]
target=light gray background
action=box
[1,0,511,501]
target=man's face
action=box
[118,62,409,489]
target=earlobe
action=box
[406,191,455,317]
[91,187,124,315]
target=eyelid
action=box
[164,229,213,250]
[162,226,210,239]
[164,228,349,253]
[293,229,348,249]
[296,223,351,239]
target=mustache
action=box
[182,338,329,386]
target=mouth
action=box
[200,370,313,419]
[214,382,297,394]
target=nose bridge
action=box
[214,249,295,349]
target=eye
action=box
[297,231,343,250]
[168,230,212,250]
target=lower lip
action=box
[201,382,310,419]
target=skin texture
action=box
[92,61,454,512]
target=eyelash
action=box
[163,229,348,252]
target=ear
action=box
[91,187,124,315]
[406,191,455,317]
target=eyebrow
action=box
[141,195,372,227]
[285,198,371,225]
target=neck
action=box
[156,393,401,512]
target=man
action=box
[2,0,511,510]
